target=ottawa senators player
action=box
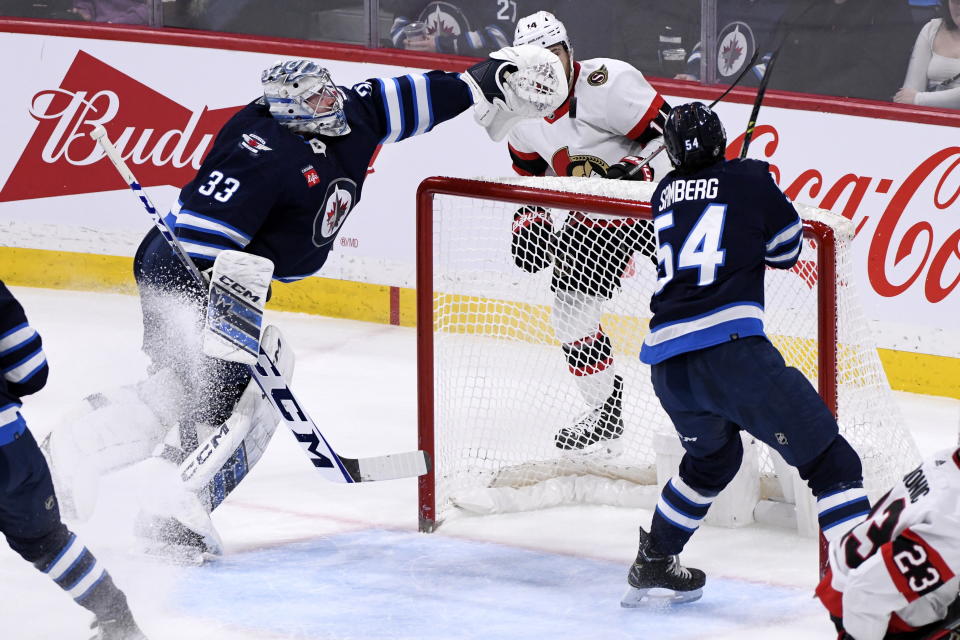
[818,448,960,640]
[506,10,671,453]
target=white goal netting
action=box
[417,176,919,531]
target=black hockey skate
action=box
[555,375,624,452]
[621,526,705,607]
[89,606,147,640]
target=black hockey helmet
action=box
[663,102,726,172]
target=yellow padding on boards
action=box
[0,246,418,326]
[269,277,416,325]
[434,291,960,400]
[878,349,960,399]
[1,247,956,398]
[0,247,137,293]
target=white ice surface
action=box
[2,286,958,640]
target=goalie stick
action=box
[90,125,430,484]
[618,49,760,180]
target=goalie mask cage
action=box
[416,175,918,533]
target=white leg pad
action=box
[43,367,187,521]
[180,324,295,492]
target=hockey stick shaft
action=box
[622,49,760,179]
[91,125,429,483]
[707,49,760,110]
[739,47,780,159]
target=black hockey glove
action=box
[605,156,655,182]
[464,57,517,106]
[511,206,554,273]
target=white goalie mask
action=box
[513,11,573,78]
[262,59,351,137]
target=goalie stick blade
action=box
[340,450,431,482]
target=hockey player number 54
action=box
[654,203,728,293]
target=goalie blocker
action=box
[203,250,274,366]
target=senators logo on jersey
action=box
[587,65,609,86]
[551,147,609,178]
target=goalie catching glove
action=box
[463,44,568,141]
[605,156,655,182]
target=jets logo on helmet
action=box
[262,59,351,137]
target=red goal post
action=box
[415,175,916,534]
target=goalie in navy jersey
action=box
[0,281,145,639]
[43,52,569,557]
[505,11,669,453]
[620,102,870,607]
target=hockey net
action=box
[416,176,919,532]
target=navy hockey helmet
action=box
[663,102,726,172]
[262,59,350,136]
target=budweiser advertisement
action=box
[0,32,956,361]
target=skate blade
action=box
[560,436,624,458]
[620,585,703,607]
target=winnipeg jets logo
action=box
[421,2,470,37]
[717,21,755,79]
[312,177,357,247]
[240,133,272,155]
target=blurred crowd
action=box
[1,0,957,108]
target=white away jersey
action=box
[506,58,671,180]
[817,449,960,640]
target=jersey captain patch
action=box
[313,177,357,247]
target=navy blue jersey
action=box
[640,159,802,365]
[169,70,472,282]
[0,281,49,445]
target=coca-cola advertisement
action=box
[0,31,956,369]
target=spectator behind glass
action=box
[384,0,529,56]
[673,0,790,85]
[384,1,670,76]
[169,0,316,39]
[70,0,147,24]
[895,0,960,107]
[772,0,916,102]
